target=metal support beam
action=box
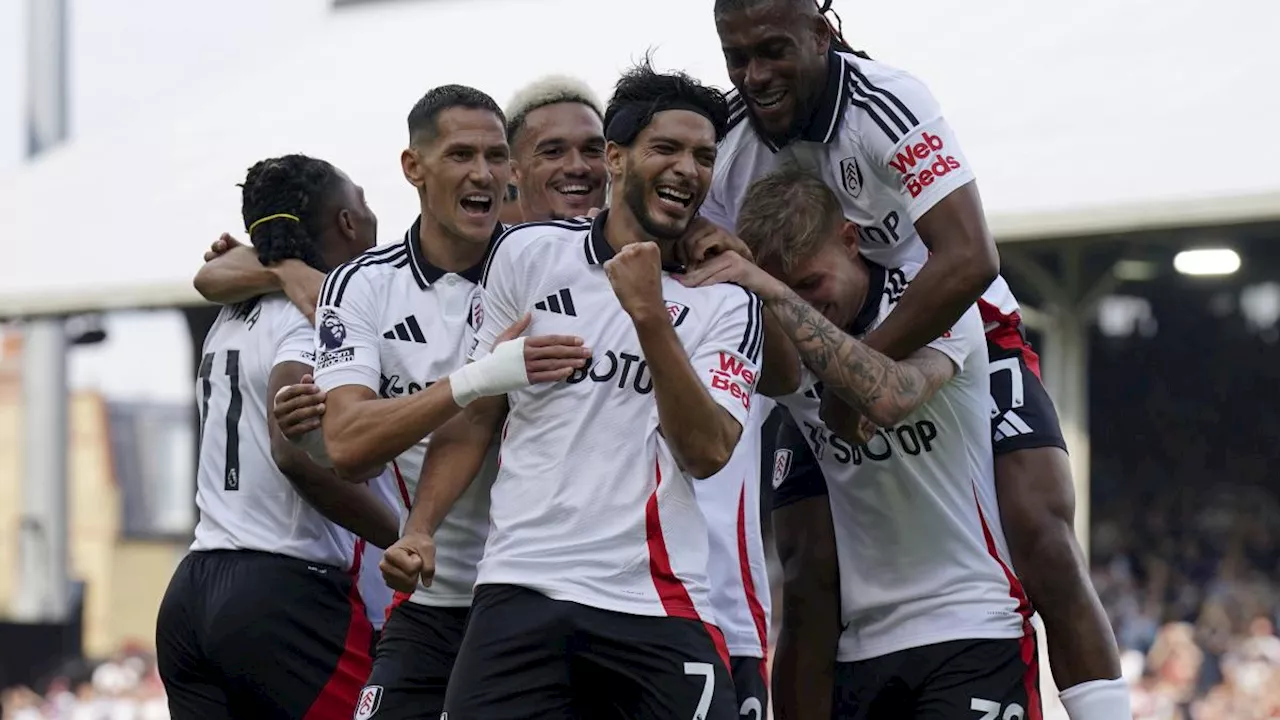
[14,0,72,623]
[12,320,70,622]
[1000,247,1121,558]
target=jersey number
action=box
[971,698,1024,720]
[684,662,714,720]
[739,697,762,719]
[198,350,243,491]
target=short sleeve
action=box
[272,301,316,369]
[921,302,985,374]
[312,265,382,393]
[771,410,828,510]
[688,286,764,428]
[855,70,976,223]
[469,231,526,362]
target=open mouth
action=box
[554,183,594,199]
[655,184,693,210]
[749,88,786,111]
[459,193,493,217]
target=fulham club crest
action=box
[839,156,864,198]
[772,449,793,489]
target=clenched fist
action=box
[380,531,436,594]
[604,242,665,323]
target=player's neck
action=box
[602,204,680,268]
[846,258,872,327]
[417,214,489,273]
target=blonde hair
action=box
[736,168,845,273]
[505,75,603,145]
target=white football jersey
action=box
[694,395,774,659]
[702,49,1020,321]
[191,294,357,570]
[312,219,501,607]
[471,213,763,622]
[774,261,1031,662]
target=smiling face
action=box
[608,109,717,241]
[765,224,867,329]
[512,101,607,221]
[404,107,511,245]
[716,0,830,139]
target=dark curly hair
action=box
[239,154,343,272]
[604,53,730,146]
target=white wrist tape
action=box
[449,337,530,408]
[294,427,334,468]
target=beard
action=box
[621,166,688,241]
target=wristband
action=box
[448,337,529,407]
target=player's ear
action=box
[400,147,425,189]
[605,141,626,183]
[811,14,831,55]
[839,220,860,254]
[336,208,357,243]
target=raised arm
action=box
[770,413,841,720]
[193,233,327,322]
[605,242,757,478]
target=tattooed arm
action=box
[763,287,956,427]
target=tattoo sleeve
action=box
[764,288,956,426]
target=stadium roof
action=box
[2,0,1278,317]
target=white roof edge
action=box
[0,283,208,319]
[991,191,1280,242]
[4,191,1277,318]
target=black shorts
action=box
[156,549,372,720]
[832,637,1041,720]
[985,325,1068,456]
[443,584,737,719]
[730,655,769,719]
[355,599,469,720]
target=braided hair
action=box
[817,0,872,59]
[239,154,343,272]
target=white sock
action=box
[1059,677,1132,720]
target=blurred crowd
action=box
[1,648,168,720]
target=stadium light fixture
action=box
[1173,248,1240,277]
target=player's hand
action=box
[380,532,436,593]
[585,207,602,219]
[204,233,244,262]
[676,250,788,300]
[821,391,876,444]
[604,242,666,322]
[676,217,752,265]
[273,376,326,439]
[495,313,591,383]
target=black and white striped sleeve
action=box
[847,66,977,222]
[689,286,764,427]
[311,258,386,394]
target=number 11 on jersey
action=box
[198,350,243,491]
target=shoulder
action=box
[320,242,408,307]
[713,90,761,178]
[837,53,941,145]
[482,218,591,285]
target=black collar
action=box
[405,216,503,288]
[581,209,686,273]
[757,49,849,153]
[848,260,887,337]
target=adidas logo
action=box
[534,288,577,316]
[992,409,1033,442]
[383,316,427,343]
